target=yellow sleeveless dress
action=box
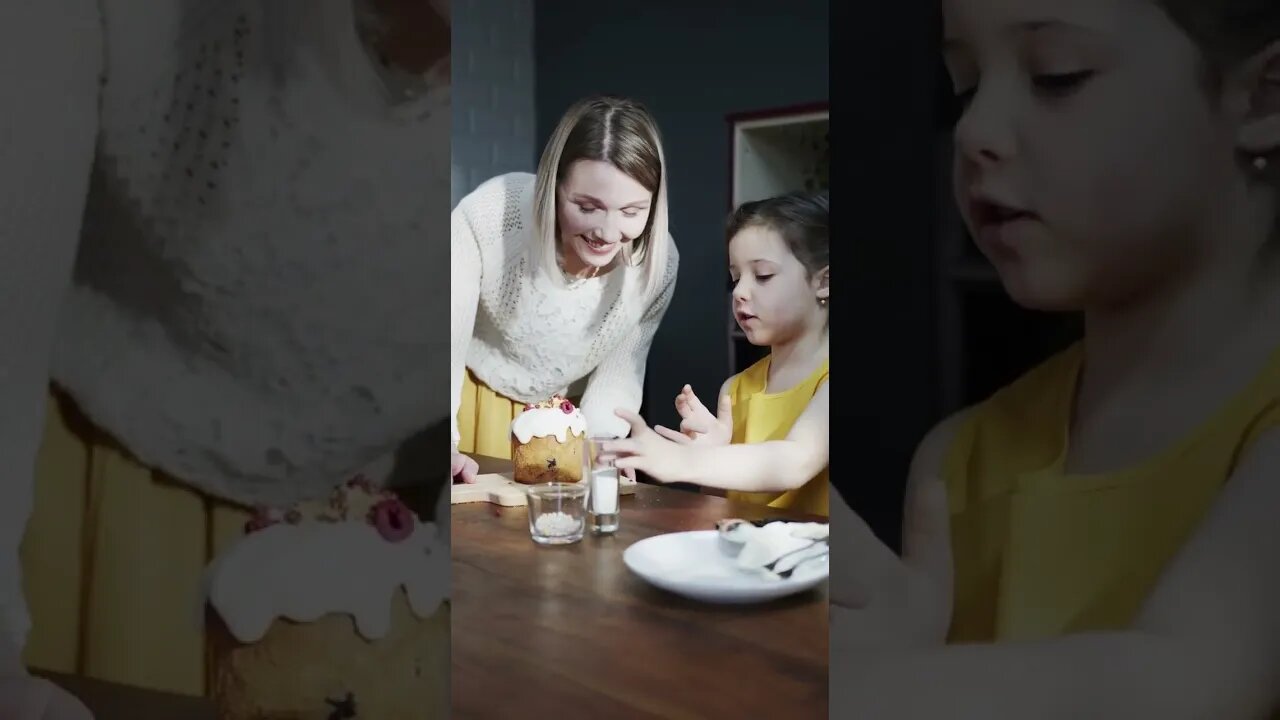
[724,355,830,517]
[942,342,1280,642]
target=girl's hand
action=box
[451,447,478,483]
[657,385,732,447]
[604,410,690,484]
[830,478,953,655]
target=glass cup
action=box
[584,435,620,534]
[526,482,587,545]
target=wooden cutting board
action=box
[450,472,637,507]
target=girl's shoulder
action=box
[730,355,773,395]
[922,343,1080,510]
[955,341,1082,435]
[728,354,828,398]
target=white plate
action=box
[623,530,828,604]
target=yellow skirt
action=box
[21,389,250,697]
[455,369,525,460]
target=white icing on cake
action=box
[202,492,448,644]
[511,406,587,444]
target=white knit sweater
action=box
[451,172,679,443]
[2,0,449,652]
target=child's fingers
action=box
[716,394,733,424]
[902,477,953,587]
[675,394,694,418]
[685,390,712,417]
[601,438,639,457]
[679,416,712,435]
[654,425,691,444]
[612,408,651,437]
[613,455,645,474]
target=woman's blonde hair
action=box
[531,95,672,299]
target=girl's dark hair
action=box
[1156,1,1280,83]
[1157,1,1280,236]
[726,191,829,276]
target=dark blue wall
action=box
[535,1,830,430]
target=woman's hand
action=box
[604,410,691,484]
[830,478,953,655]
[654,385,732,447]
[451,447,478,483]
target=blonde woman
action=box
[1,1,450,716]
[451,95,680,481]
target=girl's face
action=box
[944,0,1245,311]
[729,225,828,346]
[556,160,654,274]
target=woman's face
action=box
[943,0,1243,311]
[556,160,654,274]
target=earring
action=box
[1254,155,1270,172]
[818,297,828,307]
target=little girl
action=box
[835,0,1280,717]
[605,191,829,517]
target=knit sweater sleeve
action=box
[579,242,680,439]
[449,197,482,448]
[0,0,102,655]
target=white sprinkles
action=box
[533,511,581,537]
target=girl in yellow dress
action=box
[450,95,679,482]
[606,191,829,517]
[831,0,1280,717]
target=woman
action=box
[2,0,451,715]
[450,95,680,480]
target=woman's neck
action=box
[557,242,614,280]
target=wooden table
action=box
[451,455,829,719]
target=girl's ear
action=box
[1235,40,1280,157]
[813,265,830,303]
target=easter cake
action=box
[510,395,586,485]
[203,476,449,719]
